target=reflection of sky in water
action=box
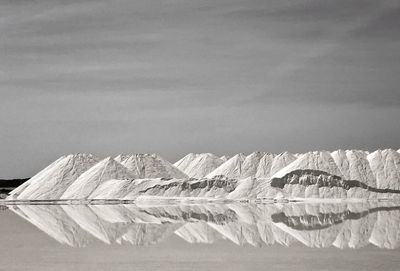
[1,203,400,271]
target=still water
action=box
[0,202,399,271]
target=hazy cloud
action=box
[1,0,400,177]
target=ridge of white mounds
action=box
[205,151,297,180]
[174,153,225,178]
[9,153,187,201]
[271,149,400,190]
[7,148,400,201]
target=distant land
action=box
[0,178,29,199]
[0,178,30,188]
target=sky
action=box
[1,0,400,178]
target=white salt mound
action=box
[269,152,296,177]
[206,153,246,179]
[345,150,376,187]
[89,179,134,199]
[272,151,342,179]
[121,153,188,179]
[114,154,131,163]
[16,154,99,200]
[240,152,266,178]
[8,155,67,199]
[7,179,32,199]
[174,153,199,172]
[331,149,350,179]
[61,157,136,199]
[183,153,224,179]
[255,153,276,178]
[367,149,400,190]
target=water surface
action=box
[1,202,399,270]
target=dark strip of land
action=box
[0,178,29,188]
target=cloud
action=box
[1,0,400,177]
[224,0,380,22]
[352,7,400,41]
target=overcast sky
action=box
[1,0,400,178]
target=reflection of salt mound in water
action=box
[9,202,400,249]
[175,222,222,244]
[10,204,94,247]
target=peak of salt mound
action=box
[220,155,230,162]
[240,152,266,178]
[272,151,342,179]
[255,153,276,178]
[114,154,132,163]
[206,153,246,179]
[121,153,188,179]
[183,153,224,179]
[15,154,99,200]
[367,149,400,189]
[61,157,136,200]
[174,153,199,172]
